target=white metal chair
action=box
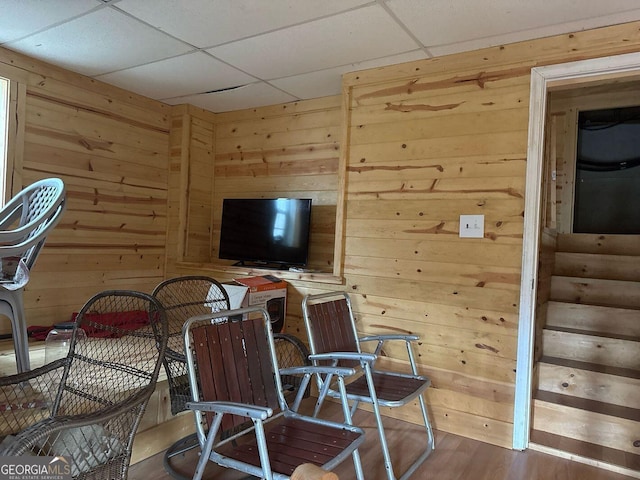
[302,291,435,480]
[0,177,66,373]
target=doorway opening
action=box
[513,52,640,455]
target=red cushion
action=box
[28,310,151,340]
[71,310,150,338]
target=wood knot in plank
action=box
[475,343,499,354]
[385,102,463,113]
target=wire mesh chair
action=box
[0,177,66,373]
[0,290,168,480]
[302,291,435,480]
[151,276,230,479]
[184,305,365,480]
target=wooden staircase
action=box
[531,234,640,474]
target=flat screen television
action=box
[218,198,312,268]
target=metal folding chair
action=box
[302,291,435,480]
[152,276,312,479]
[183,305,365,480]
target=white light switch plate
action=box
[459,215,484,238]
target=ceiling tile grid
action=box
[2,0,640,112]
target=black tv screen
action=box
[218,198,312,267]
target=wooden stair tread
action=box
[534,390,640,422]
[544,325,639,343]
[550,275,640,310]
[540,356,640,380]
[554,251,640,282]
[556,233,640,256]
[530,429,640,472]
[545,301,640,338]
[542,330,640,370]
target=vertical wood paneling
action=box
[165,105,217,274]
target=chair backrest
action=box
[302,292,361,367]
[151,276,230,415]
[184,306,283,441]
[0,177,66,270]
[55,290,168,418]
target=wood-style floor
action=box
[128,399,635,480]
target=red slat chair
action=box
[183,305,365,480]
[302,291,435,480]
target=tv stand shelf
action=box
[175,262,344,285]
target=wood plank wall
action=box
[0,48,170,334]
[167,97,342,277]
[212,97,342,274]
[166,104,217,271]
[338,64,528,450]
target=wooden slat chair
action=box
[152,276,312,479]
[183,305,365,480]
[302,291,435,480]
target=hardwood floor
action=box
[129,399,636,480]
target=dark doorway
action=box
[574,105,640,234]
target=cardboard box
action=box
[222,275,287,333]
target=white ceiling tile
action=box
[428,8,640,57]
[387,0,640,48]
[271,50,428,99]
[0,0,101,43]
[207,4,420,80]
[163,82,297,113]
[5,8,192,76]
[95,52,256,99]
[116,0,372,48]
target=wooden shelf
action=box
[176,262,344,285]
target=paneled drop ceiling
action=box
[2,0,640,113]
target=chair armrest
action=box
[359,334,420,343]
[279,365,356,377]
[0,385,154,456]
[0,359,68,437]
[359,334,422,371]
[186,400,273,421]
[0,205,21,230]
[309,352,377,365]
[0,358,68,387]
